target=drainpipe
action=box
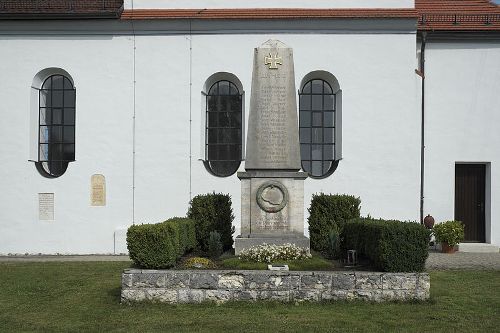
[419,31,427,224]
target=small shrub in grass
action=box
[183,257,216,269]
[342,218,431,272]
[308,193,361,253]
[207,231,223,259]
[127,217,196,269]
[188,192,235,252]
[239,243,311,263]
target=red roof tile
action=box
[416,0,500,31]
[0,0,124,19]
[120,8,418,20]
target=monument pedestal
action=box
[235,171,309,255]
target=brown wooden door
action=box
[455,164,486,242]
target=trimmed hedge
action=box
[187,192,235,252]
[342,218,431,272]
[127,217,196,269]
[308,194,361,253]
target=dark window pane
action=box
[229,96,241,112]
[324,112,334,127]
[218,113,230,127]
[302,82,311,94]
[323,82,333,94]
[323,144,334,160]
[63,77,73,89]
[219,81,230,95]
[324,128,334,144]
[40,90,51,107]
[209,82,218,95]
[302,160,311,173]
[324,95,334,110]
[52,75,64,89]
[209,160,240,177]
[64,90,75,107]
[50,143,64,160]
[299,111,311,127]
[312,80,323,94]
[323,161,333,174]
[207,146,218,160]
[52,90,63,107]
[52,108,63,125]
[311,145,322,160]
[299,95,311,110]
[39,126,49,143]
[300,128,311,143]
[312,95,322,110]
[64,108,75,125]
[39,144,49,161]
[50,126,63,142]
[229,83,239,95]
[312,112,322,127]
[230,112,241,127]
[300,144,310,160]
[312,128,323,143]
[311,161,322,176]
[207,96,217,111]
[207,129,219,144]
[207,112,217,127]
[42,77,52,90]
[40,108,50,125]
[63,127,75,142]
[219,96,228,111]
[64,144,75,161]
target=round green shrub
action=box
[433,220,465,247]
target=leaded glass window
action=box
[299,79,338,178]
[37,75,75,177]
[204,80,242,177]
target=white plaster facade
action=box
[0,1,498,254]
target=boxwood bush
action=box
[187,192,235,252]
[127,217,196,269]
[308,194,361,253]
[342,218,431,272]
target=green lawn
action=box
[0,262,499,333]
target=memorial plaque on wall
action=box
[39,193,54,220]
[91,174,106,206]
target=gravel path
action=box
[425,251,500,270]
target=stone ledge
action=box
[121,270,429,304]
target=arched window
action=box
[204,79,243,177]
[299,73,342,178]
[36,74,76,178]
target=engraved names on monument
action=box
[245,40,301,171]
[235,40,309,254]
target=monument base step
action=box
[234,235,310,255]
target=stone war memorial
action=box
[120,40,430,304]
[235,39,310,254]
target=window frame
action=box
[31,70,76,178]
[299,72,342,179]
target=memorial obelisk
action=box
[235,40,310,254]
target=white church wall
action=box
[424,42,500,246]
[0,36,135,254]
[124,0,415,10]
[0,24,419,254]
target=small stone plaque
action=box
[91,174,106,206]
[39,193,54,220]
[268,264,289,271]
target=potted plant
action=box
[432,220,465,253]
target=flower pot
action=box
[441,242,456,254]
[423,214,435,229]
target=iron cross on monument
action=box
[264,52,283,69]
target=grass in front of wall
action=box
[0,262,499,333]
